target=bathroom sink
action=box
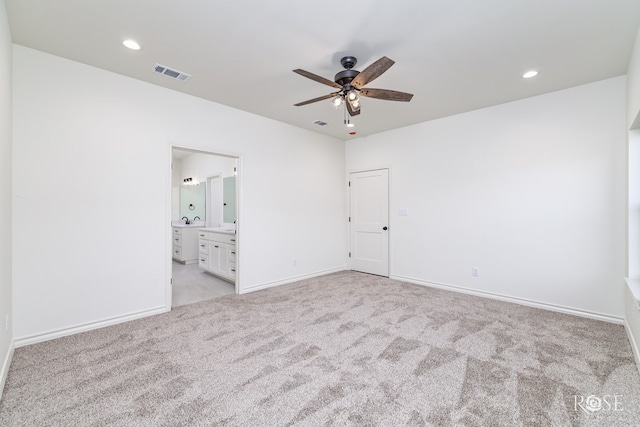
[173,223,203,228]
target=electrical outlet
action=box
[472,267,480,277]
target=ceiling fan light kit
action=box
[293,55,414,125]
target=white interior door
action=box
[349,169,389,276]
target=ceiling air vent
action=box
[313,120,328,127]
[152,64,192,81]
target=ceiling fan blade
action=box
[359,88,414,102]
[351,57,395,89]
[346,101,361,116]
[294,93,337,106]
[293,69,342,89]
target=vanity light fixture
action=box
[122,39,141,50]
[183,177,199,186]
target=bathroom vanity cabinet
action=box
[198,229,236,282]
[172,226,200,264]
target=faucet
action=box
[194,216,200,221]
[181,216,190,224]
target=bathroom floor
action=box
[172,261,235,307]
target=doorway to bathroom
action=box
[170,146,239,308]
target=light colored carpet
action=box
[1,271,639,426]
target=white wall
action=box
[346,77,627,320]
[628,27,640,129]
[12,45,347,343]
[171,153,233,223]
[625,28,640,371]
[173,152,235,224]
[630,129,640,279]
[0,0,13,397]
[628,27,640,280]
[179,152,235,184]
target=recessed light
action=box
[522,70,538,79]
[346,123,355,128]
[123,39,141,50]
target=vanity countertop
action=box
[172,223,206,228]
[198,227,236,235]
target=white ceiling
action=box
[6,0,640,140]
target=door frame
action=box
[167,145,242,310]
[347,166,391,277]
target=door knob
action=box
[383,226,388,230]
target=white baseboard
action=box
[0,341,15,402]
[391,274,623,324]
[14,306,169,348]
[240,266,348,295]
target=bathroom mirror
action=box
[180,183,205,221]
[223,176,236,224]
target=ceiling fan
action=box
[293,56,414,117]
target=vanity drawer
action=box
[198,241,208,254]
[172,235,182,246]
[172,247,182,259]
[229,248,236,261]
[173,227,181,235]
[199,231,236,245]
[199,254,209,268]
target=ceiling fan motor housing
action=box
[335,56,359,86]
[334,69,359,87]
